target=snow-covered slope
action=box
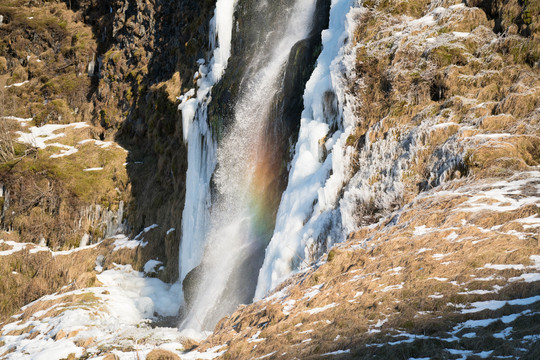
[196,171,540,359]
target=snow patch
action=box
[4,80,29,88]
[83,167,104,172]
[381,283,404,292]
[0,240,28,256]
[78,139,116,149]
[304,303,338,315]
[112,235,148,252]
[0,264,184,360]
[483,263,525,271]
[462,295,540,314]
[322,349,351,356]
[303,284,325,300]
[144,259,163,274]
[282,299,296,315]
[413,225,434,236]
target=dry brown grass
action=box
[146,349,181,360]
[340,0,540,226]
[0,121,130,250]
[0,0,133,253]
[0,0,96,122]
[195,177,540,359]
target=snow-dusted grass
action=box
[198,163,540,358]
[0,239,102,257]
[77,139,116,148]
[14,122,127,165]
[459,173,540,213]
[0,263,185,360]
[1,116,33,127]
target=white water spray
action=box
[181,0,317,331]
[178,0,238,308]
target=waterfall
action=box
[178,0,237,317]
[180,0,318,331]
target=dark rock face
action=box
[182,264,203,311]
[86,0,218,282]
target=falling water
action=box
[180,0,317,331]
[177,0,237,324]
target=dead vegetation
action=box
[0,119,36,163]
[146,349,181,360]
[0,0,204,286]
[0,128,130,250]
[340,0,539,227]
[0,81,37,163]
[0,1,130,251]
[0,0,96,123]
